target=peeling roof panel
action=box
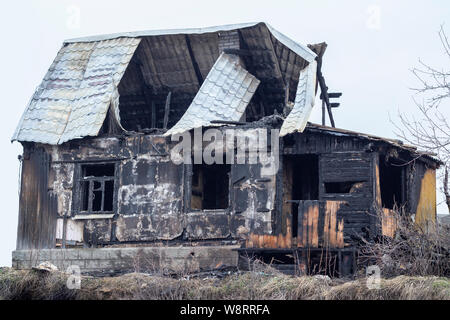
[164,53,260,136]
[12,38,141,145]
[280,60,317,136]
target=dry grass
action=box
[0,267,448,300]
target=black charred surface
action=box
[16,121,439,253]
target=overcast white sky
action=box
[0,0,448,266]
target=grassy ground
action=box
[0,267,448,300]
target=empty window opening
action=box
[79,163,115,214]
[191,163,230,210]
[379,156,404,209]
[324,181,365,193]
[283,155,319,238]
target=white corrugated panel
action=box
[164,53,260,136]
[280,60,317,136]
[12,38,141,145]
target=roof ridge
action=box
[64,22,316,63]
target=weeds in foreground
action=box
[0,267,448,300]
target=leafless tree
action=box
[393,25,450,213]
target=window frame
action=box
[186,162,231,212]
[72,161,119,217]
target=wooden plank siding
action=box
[319,152,373,243]
[247,200,345,249]
[17,146,57,250]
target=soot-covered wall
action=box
[30,129,276,248]
[17,127,437,250]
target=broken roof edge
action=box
[305,122,442,166]
[11,95,33,144]
[64,22,317,63]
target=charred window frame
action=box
[323,181,366,194]
[72,162,119,216]
[186,160,231,211]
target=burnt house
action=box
[11,22,440,276]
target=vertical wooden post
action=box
[151,101,156,128]
[322,99,326,126]
[163,92,172,129]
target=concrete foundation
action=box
[12,246,240,276]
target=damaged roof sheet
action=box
[280,60,317,136]
[305,123,442,165]
[13,22,318,145]
[12,38,140,145]
[164,53,260,136]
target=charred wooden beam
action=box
[210,120,246,125]
[52,157,130,164]
[321,100,326,126]
[317,56,336,127]
[185,35,204,85]
[222,48,252,56]
[151,101,156,128]
[163,91,172,129]
[284,82,290,106]
[328,92,342,98]
[130,57,158,129]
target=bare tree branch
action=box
[393,25,450,213]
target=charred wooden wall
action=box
[276,133,376,248]
[46,135,185,246]
[20,132,275,248]
[17,145,57,249]
[17,128,438,250]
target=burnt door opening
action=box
[283,155,319,238]
[191,163,231,210]
[379,155,405,209]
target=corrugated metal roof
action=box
[164,53,260,136]
[280,60,317,136]
[13,22,318,145]
[12,38,140,144]
[65,22,316,63]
